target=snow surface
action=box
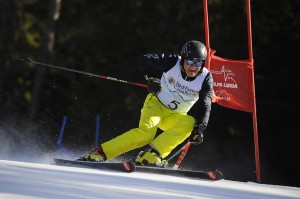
[0,159,299,199]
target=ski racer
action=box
[82,40,214,167]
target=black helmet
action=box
[181,40,207,60]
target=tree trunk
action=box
[29,0,62,120]
[0,0,16,117]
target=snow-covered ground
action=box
[0,159,299,199]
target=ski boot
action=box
[80,146,107,162]
[135,147,168,167]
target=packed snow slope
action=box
[0,159,299,199]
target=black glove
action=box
[147,77,162,95]
[189,126,204,145]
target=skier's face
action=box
[183,58,203,77]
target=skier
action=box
[82,40,214,166]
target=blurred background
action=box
[0,0,299,187]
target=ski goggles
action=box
[186,59,205,67]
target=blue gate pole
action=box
[95,114,100,147]
[57,115,67,149]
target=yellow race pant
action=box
[102,93,195,160]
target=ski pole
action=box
[166,141,191,163]
[23,57,148,88]
[156,141,191,169]
[172,142,191,169]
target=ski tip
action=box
[206,170,223,180]
[125,161,136,173]
[214,170,224,180]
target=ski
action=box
[135,165,223,181]
[53,158,136,173]
[53,158,222,180]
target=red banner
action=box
[209,50,254,112]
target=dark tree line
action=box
[0,0,299,187]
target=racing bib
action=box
[157,61,209,113]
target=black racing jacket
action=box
[139,53,213,133]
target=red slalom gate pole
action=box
[172,142,191,170]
